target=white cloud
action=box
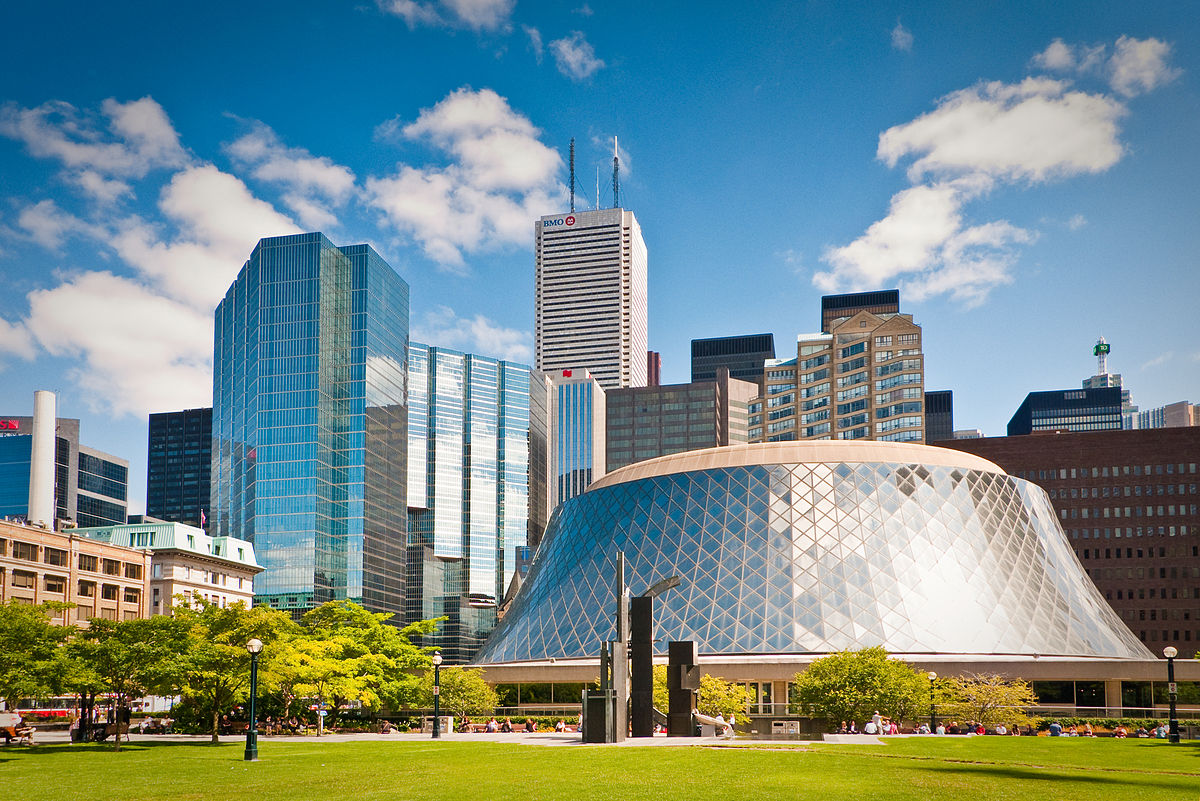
[0,317,35,360]
[0,97,189,199]
[412,304,532,363]
[1141,351,1174,370]
[24,271,215,416]
[573,4,593,16]
[878,78,1126,183]
[523,24,544,63]
[1109,35,1180,97]
[550,31,605,81]
[367,87,565,267]
[818,34,1170,307]
[16,200,102,250]
[891,21,913,52]
[376,0,514,32]
[109,164,301,307]
[226,122,356,229]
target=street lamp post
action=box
[244,638,263,762]
[432,651,443,739]
[1163,646,1180,744]
[928,671,937,734]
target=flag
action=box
[200,508,207,529]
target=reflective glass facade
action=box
[555,375,605,507]
[475,443,1151,664]
[147,407,212,528]
[212,233,408,618]
[406,343,531,661]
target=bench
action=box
[2,725,35,746]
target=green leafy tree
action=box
[652,664,668,712]
[698,674,754,724]
[0,601,75,708]
[67,616,183,750]
[938,673,1038,728]
[790,646,926,730]
[168,596,298,743]
[417,666,499,721]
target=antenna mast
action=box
[569,138,575,213]
[612,136,620,209]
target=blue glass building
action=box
[407,343,531,661]
[212,233,409,618]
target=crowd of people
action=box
[836,712,1036,736]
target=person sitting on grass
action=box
[1113,724,1127,738]
[524,718,536,733]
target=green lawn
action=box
[6,738,1198,801]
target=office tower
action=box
[0,392,128,528]
[146,407,212,528]
[405,343,531,661]
[606,368,757,472]
[690,333,776,384]
[531,368,607,510]
[212,233,409,619]
[924,390,954,443]
[747,294,924,444]
[1083,337,1137,427]
[1137,401,1198,429]
[528,371,553,550]
[646,351,661,387]
[820,289,899,334]
[941,427,1200,649]
[535,208,648,389]
[1007,388,1124,436]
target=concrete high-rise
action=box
[212,233,409,619]
[606,369,756,472]
[146,407,212,529]
[406,343,532,661]
[747,293,924,444]
[535,209,648,389]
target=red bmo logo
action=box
[565,215,575,226]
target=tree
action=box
[417,666,498,721]
[938,673,1038,728]
[697,674,753,723]
[167,596,297,743]
[67,616,183,751]
[790,646,926,730]
[0,601,74,708]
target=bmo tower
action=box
[535,208,648,389]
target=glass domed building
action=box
[475,441,1154,683]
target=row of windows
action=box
[1068,525,1190,539]
[1051,484,1197,500]
[2,540,142,578]
[1022,463,1198,480]
[7,572,140,604]
[1082,545,1199,561]
[1061,505,1197,520]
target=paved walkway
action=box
[24,730,749,748]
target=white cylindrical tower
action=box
[27,390,56,528]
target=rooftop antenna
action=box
[595,165,599,210]
[569,138,575,213]
[612,136,620,209]
[1093,336,1111,375]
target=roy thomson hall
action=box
[471,440,1200,725]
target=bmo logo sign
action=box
[542,215,575,228]
[0,420,19,431]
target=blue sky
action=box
[1,1,1197,513]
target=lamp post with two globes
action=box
[244,638,263,762]
[1164,646,1180,744]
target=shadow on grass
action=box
[920,761,1198,789]
[0,740,236,762]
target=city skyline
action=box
[1,2,1198,512]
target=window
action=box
[101,584,119,601]
[78,580,96,597]
[44,575,66,593]
[898,333,919,344]
[12,570,36,589]
[12,541,37,561]
[124,588,140,604]
[102,559,121,576]
[875,336,892,347]
[152,563,163,578]
[125,563,143,580]
[44,547,68,566]
[78,554,98,572]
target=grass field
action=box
[6,737,1199,801]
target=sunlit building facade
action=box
[212,233,409,619]
[406,343,531,661]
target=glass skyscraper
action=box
[147,407,212,528]
[212,233,409,619]
[406,343,531,661]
